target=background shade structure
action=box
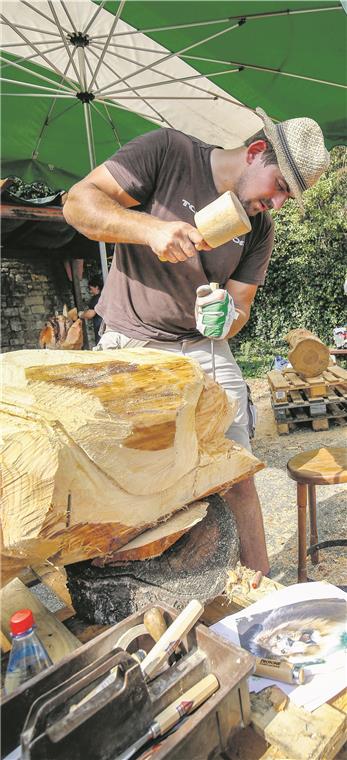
[1,0,346,190]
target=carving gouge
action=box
[196,282,220,382]
[116,673,219,760]
[209,282,219,382]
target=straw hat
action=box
[256,107,330,208]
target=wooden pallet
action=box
[1,567,346,760]
[267,366,347,435]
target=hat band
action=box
[278,123,307,192]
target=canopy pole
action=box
[78,46,109,284]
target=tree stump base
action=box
[66,495,239,624]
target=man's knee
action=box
[224,476,257,499]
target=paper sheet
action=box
[212,581,347,712]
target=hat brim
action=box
[256,107,305,211]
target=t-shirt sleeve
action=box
[104,129,170,204]
[229,212,274,286]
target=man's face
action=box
[236,143,294,217]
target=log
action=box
[66,496,239,624]
[0,349,263,583]
[285,328,330,378]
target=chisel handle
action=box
[141,599,203,681]
[255,657,305,684]
[154,673,219,734]
[143,607,167,642]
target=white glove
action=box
[195,284,237,339]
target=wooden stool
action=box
[287,447,347,582]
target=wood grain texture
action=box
[1,349,263,582]
[287,447,347,486]
[110,501,208,561]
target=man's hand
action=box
[195,285,237,339]
[147,221,211,263]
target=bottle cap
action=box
[10,609,35,635]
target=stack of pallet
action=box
[268,365,347,435]
[267,330,347,435]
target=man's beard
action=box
[234,174,258,216]
[240,199,257,216]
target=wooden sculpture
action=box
[1,348,263,584]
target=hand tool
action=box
[140,599,204,682]
[254,657,305,684]
[209,282,219,382]
[196,282,220,381]
[159,190,251,261]
[115,673,219,760]
[251,570,263,589]
[143,607,168,643]
[70,625,151,711]
[194,190,251,249]
[72,600,203,713]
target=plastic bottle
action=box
[4,609,52,695]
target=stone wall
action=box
[1,251,98,352]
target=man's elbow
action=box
[62,184,80,226]
[63,184,96,239]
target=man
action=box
[63,107,329,574]
[79,275,103,342]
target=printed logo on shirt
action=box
[232,237,245,246]
[182,199,196,214]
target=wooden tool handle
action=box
[143,607,167,642]
[255,657,305,685]
[141,599,203,681]
[155,673,219,734]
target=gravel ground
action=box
[249,378,347,588]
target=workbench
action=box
[1,566,346,760]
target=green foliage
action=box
[232,146,347,375]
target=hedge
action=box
[232,146,346,359]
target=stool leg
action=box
[308,484,319,565]
[297,483,308,583]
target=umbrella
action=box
[1,1,346,277]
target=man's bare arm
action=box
[79,308,96,320]
[63,165,210,264]
[226,280,258,338]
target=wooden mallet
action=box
[194,190,251,249]
[158,190,251,260]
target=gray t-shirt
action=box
[96,129,274,342]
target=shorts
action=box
[96,330,251,451]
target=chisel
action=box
[209,282,219,382]
[116,673,219,760]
